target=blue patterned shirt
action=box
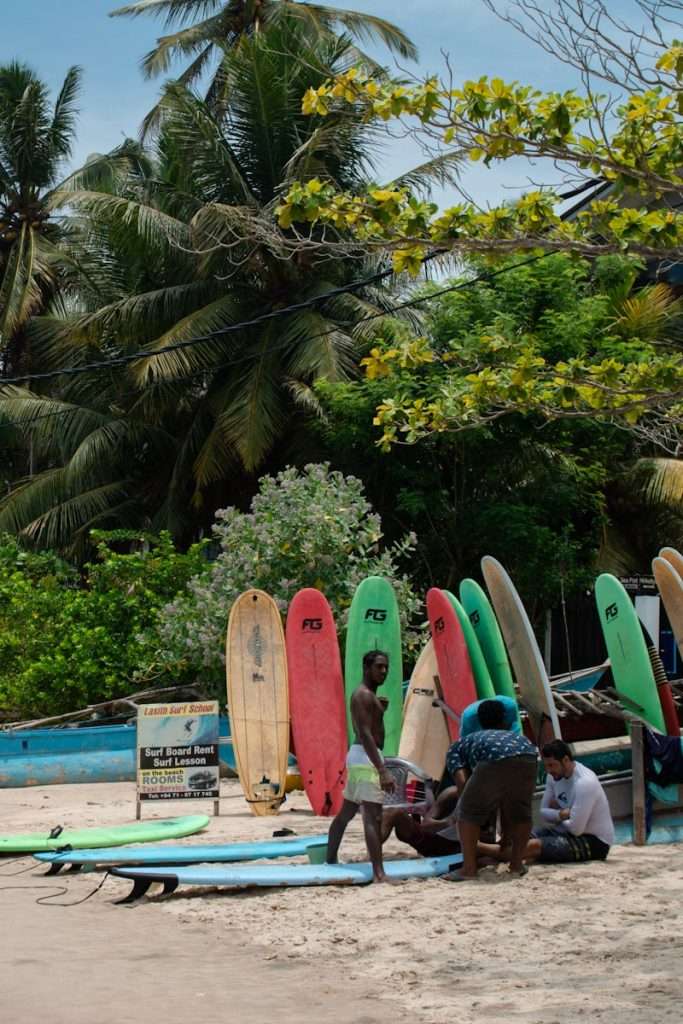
[446,729,537,775]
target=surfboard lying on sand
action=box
[35,834,329,874]
[111,852,464,901]
[0,815,210,855]
[481,556,561,743]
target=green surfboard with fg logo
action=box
[344,577,402,755]
[595,573,665,732]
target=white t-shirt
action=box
[540,761,615,847]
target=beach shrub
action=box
[0,532,207,720]
[143,463,421,693]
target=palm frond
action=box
[639,458,683,507]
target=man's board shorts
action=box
[344,745,384,805]
[456,754,537,826]
[407,827,461,858]
[531,827,610,863]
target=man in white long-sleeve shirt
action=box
[528,739,615,863]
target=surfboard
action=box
[111,852,464,901]
[654,555,683,660]
[426,588,478,741]
[0,815,209,855]
[459,578,517,703]
[660,546,683,580]
[286,589,347,816]
[445,592,496,700]
[639,568,680,736]
[595,573,665,732]
[344,576,403,755]
[398,639,450,780]
[34,834,329,873]
[226,589,290,816]
[481,556,561,743]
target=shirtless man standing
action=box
[326,649,396,882]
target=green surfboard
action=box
[595,573,665,732]
[344,576,402,755]
[444,591,496,700]
[459,578,517,704]
[0,814,210,855]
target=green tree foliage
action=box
[143,463,420,689]
[0,531,207,719]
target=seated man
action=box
[444,698,538,880]
[479,739,615,865]
[531,739,614,863]
[382,785,461,857]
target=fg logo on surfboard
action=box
[469,610,480,625]
[604,602,619,621]
[302,618,323,631]
[364,608,387,622]
[433,616,445,633]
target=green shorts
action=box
[344,764,384,806]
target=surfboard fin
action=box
[44,862,64,876]
[116,875,179,904]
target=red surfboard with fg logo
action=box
[426,588,478,741]
[286,589,347,816]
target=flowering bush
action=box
[144,464,421,691]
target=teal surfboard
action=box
[0,815,210,855]
[459,579,517,702]
[112,852,463,900]
[35,834,328,873]
[445,591,496,700]
[344,577,402,755]
[595,574,665,732]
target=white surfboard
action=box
[399,639,450,780]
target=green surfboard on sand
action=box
[459,578,517,704]
[444,591,496,700]
[344,576,402,755]
[0,815,210,855]
[595,573,665,732]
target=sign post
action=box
[136,701,220,819]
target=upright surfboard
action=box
[226,589,289,815]
[649,557,681,735]
[426,588,477,741]
[459,578,517,703]
[660,546,683,580]
[399,639,450,780]
[595,574,665,732]
[481,556,560,743]
[445,592,496,700]
[286,589,347,816]
[344,577,402,755]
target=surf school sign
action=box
[137,702,220,811]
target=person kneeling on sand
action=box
[443,698,538,881]
[382,785,461,857]
[326,650,396,883]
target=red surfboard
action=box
[286,589,347,816]
[426,588,478,741]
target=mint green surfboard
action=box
[459,578,517,704]
[0,814,210,855]
[444,591,496,700]
[344,576,402,755]
[595,573,665,732]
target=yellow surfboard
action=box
[399,639,450,781]
[654,555,683,659]
[226,589,289,816]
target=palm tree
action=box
[0,62,82,371]
[0,19,451,556]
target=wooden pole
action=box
[631,720,646,845]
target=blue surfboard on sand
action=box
[35,834,329,874]
[112,853,464,901]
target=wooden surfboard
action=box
[226,589,290,816]
[445,591,496,700]
[399,639,450,780]
[426,588,477,741]
[660,546,683,580]
[481,556,561,743]
[344,576,403,755]
[286,589,347,816]
[651,557,682,735]
[595,574,665,733]
[459,578,517,703]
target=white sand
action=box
[3,779,682,1024]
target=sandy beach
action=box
[3,778,682,1024]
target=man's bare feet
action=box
[443,870,478,882]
